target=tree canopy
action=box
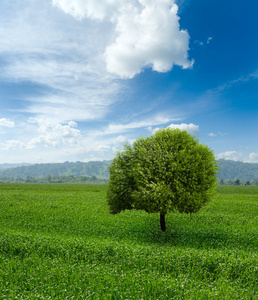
[107,128,218,231]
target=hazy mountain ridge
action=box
[0,159,258,181]
[0,163,32,170]
[217,159,258,181]
[0,161,111,180]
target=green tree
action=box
[107,128,218,231]
[234,178,240,185]
[47,175,52,183]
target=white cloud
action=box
[1,119,81,151]
[52,0,126,21]
[194,36,213,47]
[168,123,199,135]
[216,151,243,161]
[114,135,128,146]
[112,135,136,150]
[78,145,115,162]
[246,153,258,163]
[3,53,119,122]
[208,131,227,137]
[194,40,204,46]
[27,118,81,149]
[101,115,178,135]
[0,117,82,158]
[0,0,120,122]
[207,37,213,44]
[208,133,216,137]
[218,132,228,136]
[0,0,193,163]
[52,0,193,78]
[0,118,15,128]
[0,140,23,151]
[148,122,199,135]
[148,123,200,136]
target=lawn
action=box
[0,184,257,299]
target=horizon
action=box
[0,0,257,164]
[1,158,258,168]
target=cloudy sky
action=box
[0,0,257,164]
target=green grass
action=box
[0,184,257,299]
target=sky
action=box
[0,0,257,164]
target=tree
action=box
[107,128,218,231]
[47,175,52,183]
[234,178,240,185]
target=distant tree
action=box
[245,180,251,186]
[107,128,218,231]
[90,175,98,182]
[219,179,224,185]
[47,175,52,183]
[26,176,36,183]
[234,178,240,185]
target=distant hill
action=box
[217,159,258,181]
[0,159,257,182]
[0,163,32,170]
[0,161,111,181]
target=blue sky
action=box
[0,0,257,164]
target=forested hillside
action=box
[0,159,258,183]
[217,159,258,181]
[0,161,110,182]
[0,163,32,170]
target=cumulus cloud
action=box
[216,151,243,161]
[0,140,23,151]
[246,153,258,163]
[168,123,199,135]
[0,1,194,163]
[0,118,15,128]
[148,122,199,135]
[1,118,81,151]
[52,0,193,78]
[27,118,81,149]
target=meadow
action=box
[0,183,257,299]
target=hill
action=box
[0,159,258,183]
[217,159,258,181]
[0,163,32,170]
[0,161,111,182]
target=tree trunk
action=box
[160,213,166,232]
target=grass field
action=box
[0,183,257,299]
